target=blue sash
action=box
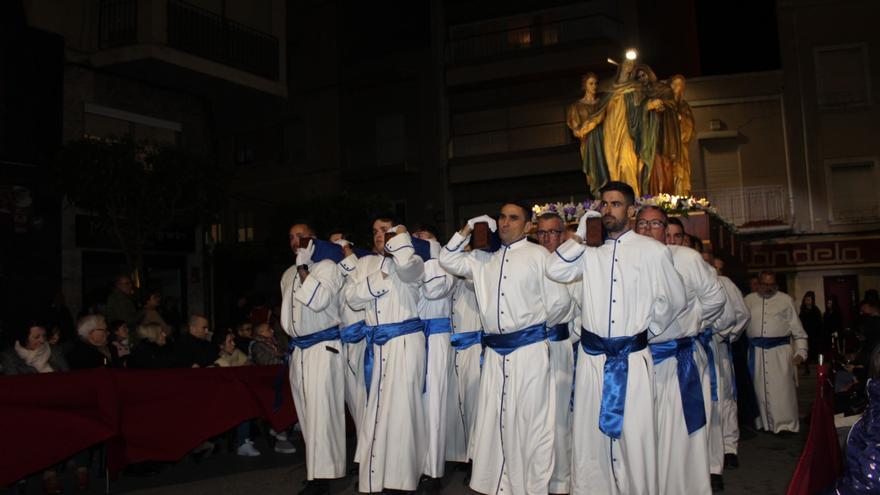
[273,325,340,410]
[580,330,648,439]
[423,318,452,393]
[748,335,790,377]
[546,323,570,342]
[340,320,367,344]
[481,322,547,356]
[450,330,482,350]
[363,318,424,398]
[697,328,718,401]
[650,337,707,434]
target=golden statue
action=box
[670,75,694,196]
[567,72,609,198]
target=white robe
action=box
[446,277,482,464]
[342,233,427,492]
[440,233,572,495]
[546,232,686,495]
[713,275,750,459]
[744,291,808,433]
[280,259,346,480]
[654,246,726,494]
[338,255,368,434]
[418,256,455,478]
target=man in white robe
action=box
[440,202,572,495]
[333,236,368,439]
[535,212,578,495]
[711,257,750,470]
[342,216,427,493]
[637,209,726,494]
[546,181,686,495]
[446,273,482,467]
[280,224,347,494]
[743,270,808,433]
[413,232,456,484]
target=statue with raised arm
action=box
[567,72,609,198]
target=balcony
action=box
[694,185,791,231]
[94,0,284,95]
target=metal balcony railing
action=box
[693,185,791,228]
[99,0,138,48]
[448,14,622,64]
[167,0,279,80]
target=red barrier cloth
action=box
[0,365,296,485]
[786,363,843,495]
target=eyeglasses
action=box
[635,220,667,229]
[535,230,563,238]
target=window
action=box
[815,43,871,108]
[825,158,880,223]
[236,212,254,242]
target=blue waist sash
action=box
[650,337,707,434]
[273,324,340,411]
[291,326,341,350]
[481,322,547,356]
[546,324,571,342]
[580,330,648,439]
[364,318,424,398]
[339,321,367,344]
[748,335,791,378]
[451,330,482,351]
[697,328,718,401]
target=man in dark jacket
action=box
[173,314,218,367]
[67,315,121,369]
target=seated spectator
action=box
[109,320,132,365]
[250,323,283,365]
[128,323,175,369]
[234,321,255,355]
[67,315,121,369]
[214,330,250,367]
[1,321,69,375]
[173,315,218,368]
[136,289,171,335]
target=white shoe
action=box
[269,428,288,441]
[273,439,297,454]
[236,439,261,457]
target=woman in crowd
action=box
[109,319,132,367]
[250,323,283,365]
[800,291,824,373]
[136,289,171,335]
[128,322,175,369]
[214,329,250,367]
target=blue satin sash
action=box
[697,328,718,401]
[481,322,547,356]
[546,323,571,342]
[650,337,707,434]
[580,330,648,439]
[339,320,367,344]
[748,335,790,377]
[450,330,482,350]
[363,318,424,398]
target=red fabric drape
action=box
[0,365,296,485]
[786,363,843,495]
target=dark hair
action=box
[289,221,314,236]
[599,181,636,206]
[412,224,440,239]
[862,299,880,313]
[500,201,531,220]
[16,320,46,347]
[371,213,398,226]
[636,205,668,223]
[690,234,704,253]
[801,291,817,312]
[581,72,599,88]
[326,227,349,239]
[667,217,685,231]
[108,319,127,337]
[141,289,161,306]
[212,328,234,347]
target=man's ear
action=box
[627,204,637,219]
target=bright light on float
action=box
[625,49,638,61]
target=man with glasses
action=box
[535,212,578,495]
[635,206,728,493]
[546,182,686,495]
[743,271,808,434]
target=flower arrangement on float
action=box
[531,194,735,230]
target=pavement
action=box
[5,373,816,495]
